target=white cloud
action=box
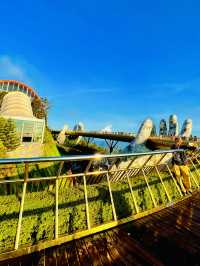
[0,55,30,82]
[101,124,113,132]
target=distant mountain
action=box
[95,139,150,154]
[122,143,150,154]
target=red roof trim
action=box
[0,80,40,99]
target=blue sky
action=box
[0,0,200,135]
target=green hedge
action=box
[0,166,199,253]
[43,127,60,157]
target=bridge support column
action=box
[83,137,94,146]
[105,139,118,154]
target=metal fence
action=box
[0,149,200,260]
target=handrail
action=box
[0,149,184,164]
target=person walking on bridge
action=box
[172,137,197,195]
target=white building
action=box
[0,91,45,143]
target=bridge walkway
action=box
[1,192,200,266]
[52,129,200,150]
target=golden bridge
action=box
[51,129,200,151]
[0,149,200,265]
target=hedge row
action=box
[0,166,199,253]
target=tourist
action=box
[172,137,197,195]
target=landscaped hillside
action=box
[58,138,107,156]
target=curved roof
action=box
[0,80,40,99]
[0,91,34,118]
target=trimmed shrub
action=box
[3,119,20,150]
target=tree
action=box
[0,139,6,157]
[3,119,20,150]
[41,97,50,125]
[31,98,46,119]
[0,91,8,109]
[31,97,50,126]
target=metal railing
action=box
[0,149,200,260]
